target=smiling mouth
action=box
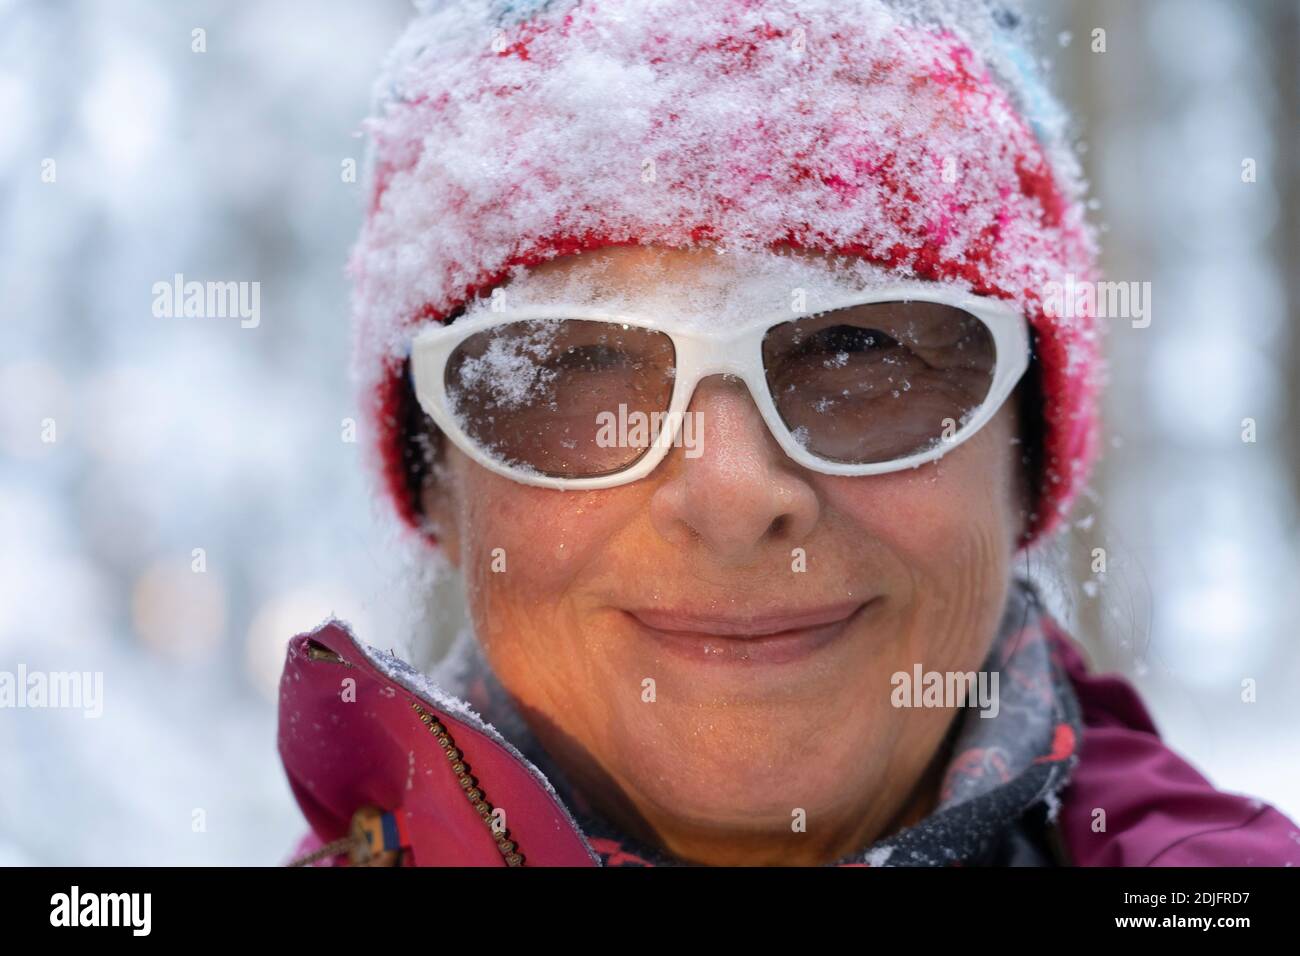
[623,599,875,664]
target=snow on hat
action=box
[350,0,1102,548]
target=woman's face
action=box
[423,245,1029,865]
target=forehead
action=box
[482,244,944,329]
[516,243,848,290]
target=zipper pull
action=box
[286,805,407,867]
[348,805,408,866]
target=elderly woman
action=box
[279,0,1300,867]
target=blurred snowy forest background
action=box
[1,0,1298,864]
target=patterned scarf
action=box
[430,576,1083,866]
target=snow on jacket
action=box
[277,578,1300,866]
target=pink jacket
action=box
[278,620,1300,866]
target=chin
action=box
[608,704,874,817]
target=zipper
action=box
[410,699,526,865]
[288,632,560,866]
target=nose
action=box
[648,375,821,566]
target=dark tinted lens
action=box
[762,301,997,463]
[445,319,676,478]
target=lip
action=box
[624,599,874,665]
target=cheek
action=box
[815,419,1020,593]
[811,424,1020,759]
[447,452,647,605]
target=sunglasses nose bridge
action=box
[671,330,765,404]
[668,332,781,451]
[679,324,761,373]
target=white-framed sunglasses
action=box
[410,284,1030,489]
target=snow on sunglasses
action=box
[410,284,1030,488]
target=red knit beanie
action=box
[350,0,1102,548]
